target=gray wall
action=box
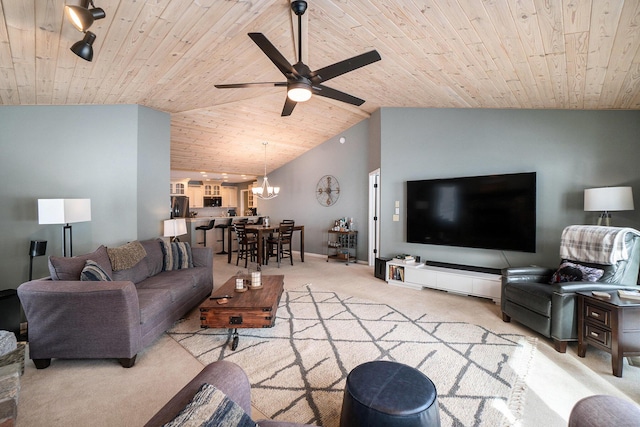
[0,105,170,290]
[259,119,371,261]
[379,108,640,269]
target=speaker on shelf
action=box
[29,240,47,281]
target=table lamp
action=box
[584,186,634,226]
[164,218,187,242]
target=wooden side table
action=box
[577,291,640,377]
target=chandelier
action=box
[252,141,280,200]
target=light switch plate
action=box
[395,201,400,208]
[393,214,399,221]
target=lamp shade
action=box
[70,31,96,62]
[65,3,106,32]
[584,187,634,212]
[163,218,187,237]
[38,199,92,224]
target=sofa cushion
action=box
[137,269,205,303]
[140,238,164,277]
[163,383,256,427]
[112,258,149,284]
[107,241,147,271]
[136,288,174,326]
[80,260,113,282]
[161,241,193,271]
[48,245,113,281]
[550,260,604,283]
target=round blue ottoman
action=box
[339,360,441,427]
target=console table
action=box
[577,291,640,377]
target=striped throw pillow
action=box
[80,260,113,281]
[161,241,193,271]
[163,383,256,427]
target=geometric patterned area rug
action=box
[168,285,537,427]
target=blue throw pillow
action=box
[80,260,113,281]
[162,383,256,427]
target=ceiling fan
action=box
[215,0,381,116]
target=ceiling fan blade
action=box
[311,50,381,83]
[312,84,365,106]
[281,97,297,116]
[215,82,287,89]
[248,33,296,77]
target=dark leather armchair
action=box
[501,226,640,353]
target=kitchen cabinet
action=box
[187,185,204,208]
[171,180,186,195]
[221,186,238,207]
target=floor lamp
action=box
[29,240,47,281]
[584,186,634,226]
[38,199,92,257]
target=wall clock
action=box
[316,175,340,206]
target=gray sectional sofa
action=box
[18,238,213,369]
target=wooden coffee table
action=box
[199,274,284,350]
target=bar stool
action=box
[195,220,215,247]
[215,218,233,254]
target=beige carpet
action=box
[169,284,536,426]
[15,253,640,426]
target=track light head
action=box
[70,31,96,61]
[65,1,106,32]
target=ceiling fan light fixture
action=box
[70,31,96,61]
[65,1,106,32]
[287,81,312,102]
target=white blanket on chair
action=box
[559,225,640,265]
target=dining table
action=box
[227,223,305,267]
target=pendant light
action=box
[252,142,280,200]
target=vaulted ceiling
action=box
[2,0,639,179]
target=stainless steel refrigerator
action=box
[170,196,189,218]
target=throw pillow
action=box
[549,260,605,284]
[80,260,113,281]
[163,383,256,427]
[49,245,113,281]
[161,241,193,271]
[107,241,147,271]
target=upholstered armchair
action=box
[501,226,640,353]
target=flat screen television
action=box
[406,172,536,252]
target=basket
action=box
[0,342,25,375]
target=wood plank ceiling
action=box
[1,0,639,180]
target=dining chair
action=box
[266,223,294,267]
[233,223,257,268]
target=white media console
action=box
[386,260,502,304]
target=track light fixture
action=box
[65,0,106,32]
[70,31,96,62]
